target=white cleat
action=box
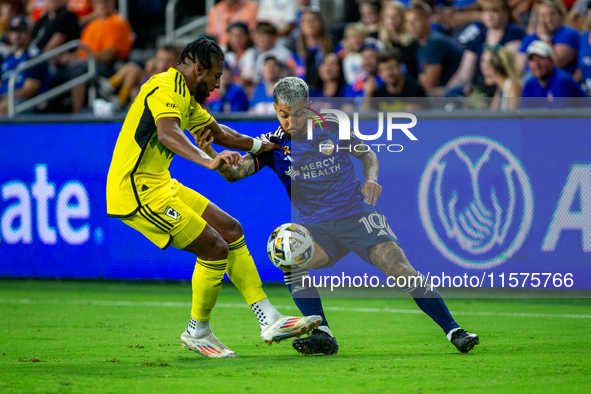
[180,330,237,358]
[261,315,323,345]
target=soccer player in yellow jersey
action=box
[106,38,321,358]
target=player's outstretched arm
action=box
[204,120,280,154]
[353,149,382,206]
[156,117,242,171]
[194,128,257,183]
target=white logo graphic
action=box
[165,207,179,220]
[291,285,305,293]
[418,137,534,269]
[285,166,300,180]
[1,164,92,245]
[307,109,418,141]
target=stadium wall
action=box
[0,114,589,290]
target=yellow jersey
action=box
[106,67,214,217]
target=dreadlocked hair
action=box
[177,38,224,69]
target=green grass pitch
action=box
[1,280,590,393]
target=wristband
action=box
[249,138,262,153]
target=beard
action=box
[193,80,209,105]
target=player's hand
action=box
[255,140,281,155]
[257,133,270,143]
[362,180,382,206]
[208,150,243,171]
[194,128,214,151]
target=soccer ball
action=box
[267,223,315,270]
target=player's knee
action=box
[228,219,243,241]
[208,236,229,261]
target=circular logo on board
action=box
[418,137,534,269]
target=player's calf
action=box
[368,241,416,279]
[304,241,332,270]
[369,241,480,353]
[182,226,230,356]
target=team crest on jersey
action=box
[285,166,300,180]
[319,140,334,155]
[164,206,180,220]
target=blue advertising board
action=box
[0,117,589,290]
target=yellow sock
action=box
[109,74,122,89]
[117,87,130,106]
[190,258,228,322]
[226,236,267,305]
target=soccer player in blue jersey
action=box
[196,77,479,355]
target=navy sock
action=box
[284,269,329,328]
[403,272,459,335]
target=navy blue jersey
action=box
[250,119,374,224]
[0,45,49,96]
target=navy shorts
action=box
[303,210,400,267]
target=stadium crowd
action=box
[1,0,591,114]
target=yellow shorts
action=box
[120,180,210,250]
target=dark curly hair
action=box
[178,38,225,70]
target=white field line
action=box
[0,298,590,319]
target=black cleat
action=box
[450,329,479,353]
[292,329,339,355]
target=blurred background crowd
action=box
[2,0,591,115]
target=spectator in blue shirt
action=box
[206,61,249,113]
[294,8,332,84]
[445,0,525,97]
[0,15,49,114]
[222,22,253,85]
[250,55,283,115]
[521,40,588,108]
[517,0,579,75]
[405,2,463,93]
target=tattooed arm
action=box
[350,148,382,206]
[360,149,379,184]
[217,153,257,183]
[194,128,257,183]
